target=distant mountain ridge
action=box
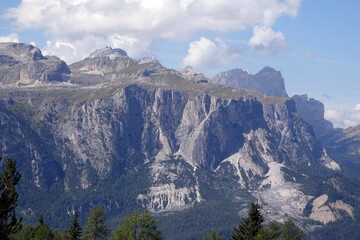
[211,66,288,98]
[208,64,335,139]
[292,94,334,137]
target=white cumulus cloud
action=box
[325,104,360,128]
[248,25,288,55]
[355,104,360,111]
[0,33,20,43]
[42,34,151,63]
[182,37,241,70]
[5,0,301,63]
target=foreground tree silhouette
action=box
[198,230,225,240]
[31,216,54,240]
[254,222,282,240]
[9,225,33,240]
[0,158,22,239]
[279,219,304,240]
[112,210,162,240]
[232,202,264,240]
[64,212,82,240]
[82,206,110,240]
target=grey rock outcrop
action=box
[309,194,354,224]
[0,42,70,85]
[212,66,288,97]
[70,46,136,75]
[70,47,173,84]
[89,46,128,59]
[177,66,209,82]
[292,94,334,137]
[0,42,45,61]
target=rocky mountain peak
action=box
[242,68,251,74]
[213,68,250,83]
[256,66,277,74]
[177,65,207,81]
[0,42,70,85]
[0,42,46,62]
[70,47,137,78]
[138,56,159,64]
[89,46,128,59]
[179,65,197,72]
[178,65,200,75]
[253,66,288,97]
[211,66,288,98]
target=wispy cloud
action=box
[303,51,315,60]
[322,94,333,100]
[325,104,360,128]
[300,51,351,65]
[0,33,19,43]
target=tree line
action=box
[1,157,305,240]
[9,206,161,240]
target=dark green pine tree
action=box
[111,210,162,240]
[53,229,64,240]
[205,230,225,240]
[279,219,304,240]
[82,206,110,240]
[254,222,282,240]
[232,202,264,240]
[65,212,82,240]
[0,157,22,240]
[9,225,34,240]
[31,216,54,240]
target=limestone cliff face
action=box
[2,84,339,216]
[42,86,336,176]
[0,44,352,235]
[0,102,63,188]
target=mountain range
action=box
[0,42,359,239]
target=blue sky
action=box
[0,0,359,128]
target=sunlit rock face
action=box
[309,194,354,224]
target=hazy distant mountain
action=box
[210,67,335,139]
[211,66,288,98]
[292,94,334,137]
[0,43,358,239]
[319,125,360,178]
